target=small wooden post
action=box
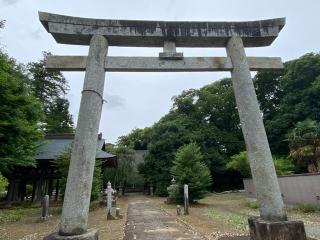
[184,184,189,215]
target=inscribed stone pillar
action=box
[41,195,49,221]
[184,184,189,215]
[107,182,112,217]
[59,35,108,235]
[226,36,286,221]
[150,183,154,196]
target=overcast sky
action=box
[0,0,319,143]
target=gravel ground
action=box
[123,195,205,240]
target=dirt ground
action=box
[150,192,320,240]
[1,193,319,240]
[124,195,204,240]
[0,196,129,240]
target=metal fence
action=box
[243,173,320,206]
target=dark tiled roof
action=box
[35,134,116,161]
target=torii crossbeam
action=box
[39,12,307,240]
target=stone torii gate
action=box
[39,12,306,240]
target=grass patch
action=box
[207,207,247,231]
[0,208,36,224]
[292,204,320,213]
[246,200,259,209]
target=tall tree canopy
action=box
[45,97,74,134]
[138,78,244,194]
[255,53,320,154]
[287,119,320,173]
[27,53,74,133]
[0,51,43,175]
[118,52,320,194]
[27,52,69,109]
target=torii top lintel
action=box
[39,12,285,48]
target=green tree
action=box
[255,53,320,155]
[227,151,294,177]
[45,98,74,133]
[27,53,73,133]
[117,127,152,150]
[0,51,43,175]
[273,157,295,176]
[55,146,102,201]
[0,174,8,197]
[27,52,69,110]
[171,143,212,202]
[226,151,251,177]
[287,119,320,172]
[139,78,244,193]
[104,144,142,191]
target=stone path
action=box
[123,196,204,240]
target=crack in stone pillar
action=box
[58,34,108,236]
[226,36,287,221]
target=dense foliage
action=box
[0,51,43,175]
[27,53,74,133]
[226,151,294,177]
[170,143,212,202]
[123,53,320,194]
[257,53,320,154]
[138,78,244,193]
[287,119,320,172]
[0,46,74,199]
[54,146,102,201]
[104,143,145,192]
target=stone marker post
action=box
[150,183,154,196]
[177,205,182,216]
[184,184,189,215]
[41,195,49,221]
[107,181,112,218]
[115,208,120,219]
[118,187,122,197]
[46,35,108,239]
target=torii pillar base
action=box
[248,217,307,240]
[44,229,98,240]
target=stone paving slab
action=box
[123,198,204,240]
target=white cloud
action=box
[1,0,20,5]
[105,95,126,109]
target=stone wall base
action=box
[43,229,98,240]
[248,217,307,240]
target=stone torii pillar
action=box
[226,36,286,221]
[227,37,307,240]
[45,35,108,240]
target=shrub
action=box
[155,182,169,197]
[227,151,295,177]
[293,204,320,213]
[167,183,183,203]
[171,143,212,202]
[246,200,259,209]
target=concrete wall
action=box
[243,173,320,206]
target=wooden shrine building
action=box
[5,133,117,202]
